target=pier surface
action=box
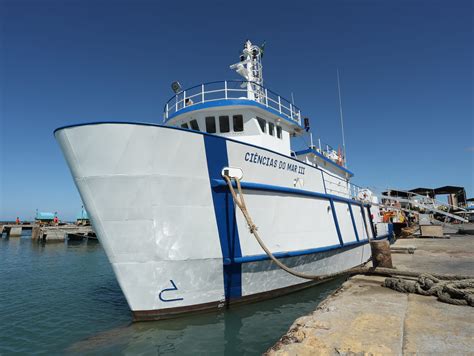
[267,234,474,355]
[1,223,95,242]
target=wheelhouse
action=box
[163,40,350,185]
[163,80,304,155]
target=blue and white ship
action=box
[55,40,390,321]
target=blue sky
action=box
[1,0,472,221]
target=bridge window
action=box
[181,123,189,129]
[219,116,230,133]
[268,122,275,136]
[205,116,216,133]
[277,126,282,139]
[257,117,266,133]
[190,119,200,131]
[233,115,244,132]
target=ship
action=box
[55,40,391,321]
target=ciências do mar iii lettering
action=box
[244,152,305,175]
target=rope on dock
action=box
[223,175,474,306]
[385,274,474,306]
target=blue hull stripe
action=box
[211,179,369,208]
[348,203,360,242]
[225,234,390,265]
[359,206,371,239]
[204,136,242,300]
[54,122,356,180]
[330,199,344,246]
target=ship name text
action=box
[244,152,305,175]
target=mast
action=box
[337,68,347,167]
[230,40,265,102]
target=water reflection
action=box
[1,231,344,355]
[68,277,344,355]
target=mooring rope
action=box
[385,274,474,306]
[223,175,474,306]
[224,175,347,281]
[224,175,394,280]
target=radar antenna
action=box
[230,40,265,102]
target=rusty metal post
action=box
[370,240,393,268]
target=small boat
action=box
[55,40,390,321]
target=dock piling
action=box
[370,240,393,268]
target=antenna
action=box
[337,68,347,167]
[229,40,264,86]
[229,40,265,102]
[291,92,295,105]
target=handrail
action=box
[163,80,302,126]
[321,170,366,201]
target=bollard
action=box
[370,240,393,268]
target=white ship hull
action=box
[55,122,386,320]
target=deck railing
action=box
[322,170,367,202]
[163,80,302,125]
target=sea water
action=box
[0,231,343,355]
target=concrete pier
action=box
[31,225,95,242]
[267,233,474,355]
[1,223,95,242]
[1,224,33,238]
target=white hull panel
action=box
[55,123,387,319]
[241,243,371,296]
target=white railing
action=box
[324,177,350,198]
[322,171,366,201]
[163,80,302,125]
[349,184,364,200]
[313,139,344,165]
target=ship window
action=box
[268,122,275,136]
[277,126,282,139]
[219,116,230,133]
[205,116,216,133]
[257,117,266,133]
[190,119,200,131]
[233,115,244,132]
[181,123,189,129]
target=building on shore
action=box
[35,210,58,225]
